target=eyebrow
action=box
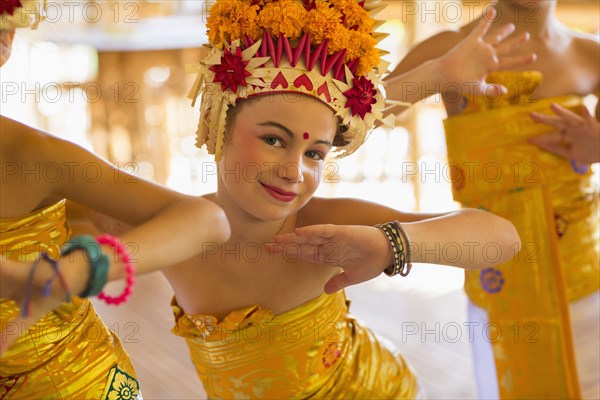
[258,121,333,148]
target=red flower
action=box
[209,47,252,93]
[343,76,377,119]
[1,0,22,16]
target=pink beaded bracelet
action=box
[96,234,136,305]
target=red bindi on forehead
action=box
[303,132,310,140]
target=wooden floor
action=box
[94,264,477,399]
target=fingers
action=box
[272,225,337,246]
[581,106,596,124]
[495,31,529,54]
[294,225,336,240]
[494,30,536,70]
[324,272,354,294]
[498,53,537,70]
[530,111,567,130]
[470,7,496,39]
[531,105,586,131]
[273,234,312,246]
[481,21,535,73]
[485,23,516,46]
[528,133,572,159]
[269,227,332,263]
[264,241,340,266]
[549,103,585,125]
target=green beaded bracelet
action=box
[61,235,109,297]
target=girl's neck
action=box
[212,190,296,243]
[493,0,561,39]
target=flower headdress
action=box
[189,0,399,161]
[0,0,45,30]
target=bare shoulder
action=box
[570,30,600,68]
[0,115,45,163]
[569,30,600,92]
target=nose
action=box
[277,159,304,184]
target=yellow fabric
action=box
[444,72,598,398]
[172,291,418,399]
[0,200,140,399]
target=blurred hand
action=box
[266,224,392,294]
[529,104,600,165]
[440,7,536,98]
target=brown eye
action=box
[305,150,325,161]
[263,136,283,147]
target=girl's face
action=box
[218,94,338,221]
[0,30,15,67]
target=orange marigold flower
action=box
[243,0,275,7]
[344,30,363,60]
[356,42,379,76]
[327,24,350,54]
[345,31,379,75]
[330,0,373,33]
[206,0,261,47]
[258,0,307,39]
[305,0,343,45]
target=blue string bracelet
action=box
[20,257,41,318]
[40,253,72,302]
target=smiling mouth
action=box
[260,182,297,202]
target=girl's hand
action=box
[0,254,87,355]
[439,7,536,98]
[529,104,600,165]
[267,225,393,294]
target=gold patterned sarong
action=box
[443,72,599,398]
[0,200,140,399]
[172,290,418,399]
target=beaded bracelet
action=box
[374,221,413,277]
[375,222,405,276]
[61,236,109,297]
[393,221,413,277]
[96,235,136,306]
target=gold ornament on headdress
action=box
[189,0,403,161]
[0,0,45,30]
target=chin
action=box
[245,199,300,222]
[243,190,308,222]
